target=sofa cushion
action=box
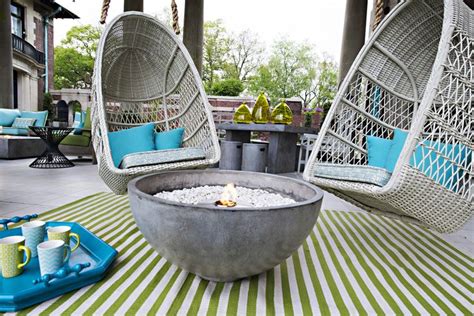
[0,109,21,127]
[120,147,207,169]
[366,135,393,168]
[20,111,48,127]
[11,117,36,129]
[108,123,156,168]
[0,127,28,136]
[314,164,392,187]
[82,107,92,137]
[155,128,184,150]
[61,134,91,147]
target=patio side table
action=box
[29,127,75,168]
[217,123,317,173]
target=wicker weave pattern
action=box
[92,13,220,194]
[304,0,473,233]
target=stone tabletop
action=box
[217,123,317,134]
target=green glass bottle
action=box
[233,102,252,124]
[251,92,270,124]
[271,99,293,124]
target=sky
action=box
[54,0,373,62]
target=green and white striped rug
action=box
[14,192,473,315]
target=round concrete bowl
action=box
[128,170,323,282]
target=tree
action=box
[248,39,317,104]
[311,58,338,116]
[202,20,230,91]
[54,25,102,89]
[224,30,264,82]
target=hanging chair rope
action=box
[373,0,384,31]
[99,0,180,34]
[171,0,181,35]
[100,0,111,24]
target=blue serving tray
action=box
[0,221,117,312]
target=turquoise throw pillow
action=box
[0,109,21,126]
[20,111,48,127]
[108,123,156,168]
[155,128,185,150]
[385,129,409,172]
[366,135,393,168]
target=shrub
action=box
[210,78,244,96]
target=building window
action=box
[11,2,25,39]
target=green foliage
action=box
[308,58,338,123]
[70,100,82,114]
[203,21,263,93]
[248,38,317,104]
[54,25,102,89]
[203,20,230,91]
[42,92,54,121]
[210,78,244,96]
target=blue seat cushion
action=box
[108,123,156,168]
[20,111,48,127]
[366,135,393,168]
[314,164,392,187]
[155,128,185,150]
[0,109,21,126]
[0,127,28,136]
[120,147,207,169]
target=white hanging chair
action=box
[92,12,220,194]
[304,0,473,233]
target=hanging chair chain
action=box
[99,0,180,35]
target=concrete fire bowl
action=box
[128,170,323,282]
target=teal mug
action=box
[21,220,46,257]
[37,240,71,276]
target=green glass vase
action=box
[251,92,270,124]
[271,99,293,124]
[233,102,252,124]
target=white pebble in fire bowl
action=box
[154,185,296,207]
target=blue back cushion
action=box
[410,141,471,190]
[108,123,156,167]
[366,135,392,168]
[155,128,185,150]
[0,109,21,126]
[20,111,48,127]
[385,129,409,172]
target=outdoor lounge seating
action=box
[92,12,220,194]
[304,0,473,233]
[59,107,97,164]
[0,109,48,136]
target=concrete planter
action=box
[128,170,323,282]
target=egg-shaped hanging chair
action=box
[92,12,220,194]
[304,0,473,233]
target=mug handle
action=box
[69,233,80,252]
[17,245,31,269]
[63,245,71,264]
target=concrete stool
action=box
[219,140,243,170]
[242,143,267,173]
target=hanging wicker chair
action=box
[304,0,473,233]
[92,12,220,194]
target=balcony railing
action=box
[12,34,45,65]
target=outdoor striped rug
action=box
[13,192,473,315]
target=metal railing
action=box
[12,34,45,65]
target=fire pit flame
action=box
[215,183,237,207]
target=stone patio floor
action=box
[0,157,472,256]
